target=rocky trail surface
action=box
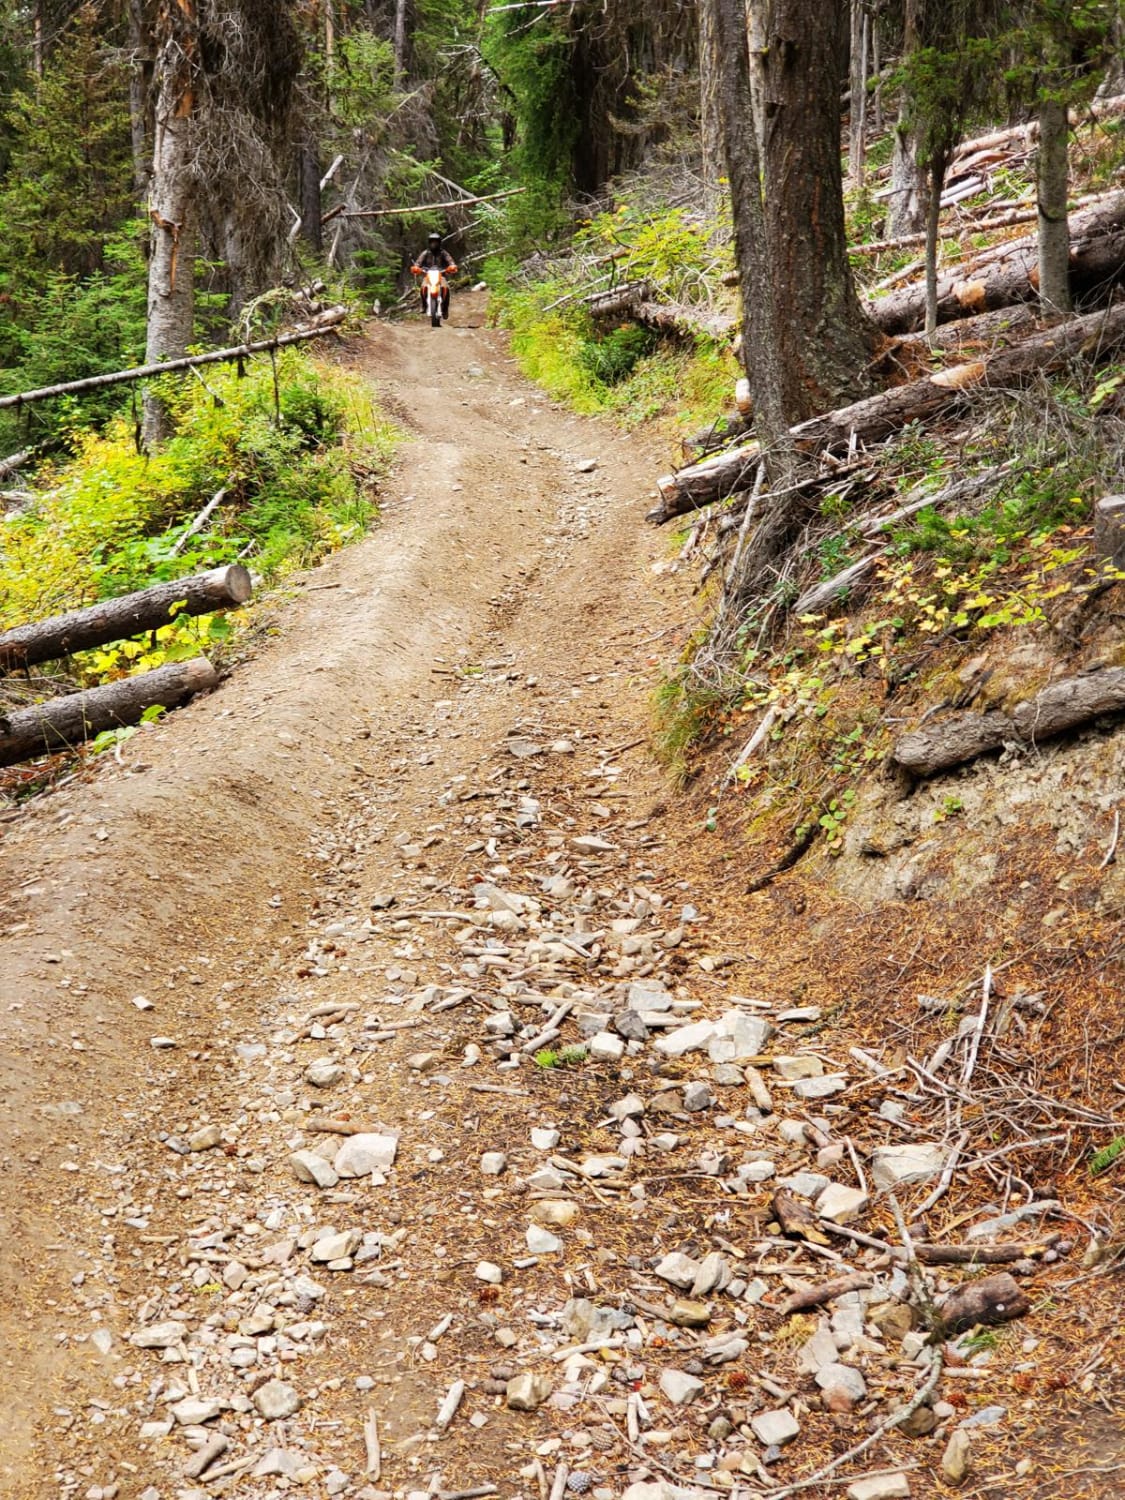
[0,297,1119,1500]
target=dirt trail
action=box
[0,295,694,1495]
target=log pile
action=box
[650,303,1125,523]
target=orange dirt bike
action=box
[410,262,457,327]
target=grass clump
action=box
[0,351,396,681]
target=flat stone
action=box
[778,1171,831,1199]
[475,1261,503,1284]
[252,1449,305,1480]
[816,1183,870,1223]
[580,1154,626,1177]
[815,1363,867,1410]
[573,834,615,853]
[506,1372,553,1410]
[254,1380,302,1420]
[668,1299,712,1328]
[958,1405,1007,1429]
[613,1010,649,1042]
[659,1368,704,1405]
[682,1082,715,1112]
[654,1252,701,1289]
[311,1229,361,1262]
[609,1093,645,1120]
[942,1429,972,1484]
[750,1408,800,1446]
[531,1127,560,1150]
[870,1144,946,1189]
[526,1225,562,1254]
[530,1199,579,1227]
[480,1152,507,1175]
[709,1011,774,1061]
[305,1058,343,1088]
[792,1075,847,1099]
[626,982,672,1011]
[868,1300,917,1342]
[290,1150,339,1188]
[653,1020,719,1058]
[690,1251,731,1297]
[589,1030,625,1063]
[738,1159,776,1183]
[333,1132,398,1177]
[772,1055,824,1080]
[846,1476,910,1500]
[170,1397,222,1425]
[188,1124,222,1152]
[131,1320,188,1349]
[797,1323,840,1375]
[527,1165,566,1191]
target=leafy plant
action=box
[1089,1136,1125,1175]
[534,1044,587,1069]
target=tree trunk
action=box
[651,302,1125,519]
[298,129,323,253]
[1037,94,1072,313]
[143,0,201,449]
[848,0,868,185]
[936,1273,1030,1336]
[699,0,724,216]
[0,657,218,768]
[757,0,878,420]
[393,0,413,83]
[869,192,1125,335]
[128,0,156,197]
[888,0,927,237]
[0,566,252,674]
[924,151,948,336]
[707,0,794,467]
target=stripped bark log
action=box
[586,283,735,342]
[868,193,1125,335]
[936,1272,1030,1335]
[777,1272,873,1317]
[651,303,1125,522]
[585,281,651,318]
[0,657,217,766]
[0,313,346,412]
[892,667,1125,777]
[0,448,33,481]
[0,565,251,673]
[792,555,881,616]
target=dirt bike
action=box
[411,262,456,327]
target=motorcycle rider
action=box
[413,232,457,315]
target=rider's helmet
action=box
[428,232,441,247]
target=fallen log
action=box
[0,656,217,767]
[936,1272,1030,1335]
[892,667,1125,778]
[0,564,252,673]
[868,193,1125,335]
[633,301,735,342]
[776,1272,874,1317]
[0,312,346,412]
[586,281,650,318]
[0,448,33,481]
[336,186,525,220]
[652,303,1125,522]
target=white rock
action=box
[660,1368,704,1404]
[254,1380,302,1420]
[530,1199,578,1227]
[527,1165,566,1190]
[506,1372,553,1410]
[709,1011,774,1061]
[480,1152,507,1175]
[654,1020,718,1057]
[475,1261,503,1284]
[797,1323,840,1375]
[305,1058,343,1088]
[750,1407,800,1446]
[170,1397,222,1425]
[188,1124,222,1151]
[526,1225,562,1254]
[290,1149,339,1188]
[846,1475,910,1500]
[131,1321,187,1349]
[792,1075,848,1099]
[815,1362,868,1404]
[773,1055,824,1080]
[531,1127,560,1150]
[311,1229,361,1262]
[588,1030,625,1062]
[654,1251,701,1289]
[870,1144,945,1189]
[816,1183,869,1223]
[333,1132,398,1177]
[573,834,614,853]
[580,1154,626,1177]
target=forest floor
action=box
[0,295,1121,1500]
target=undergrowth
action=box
[0,352,396,684]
